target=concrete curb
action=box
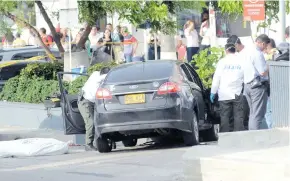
[182,129,290,181]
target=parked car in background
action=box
[58,60,220,153]
[0,45,61,62]
[0,60,46,91]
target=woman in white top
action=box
[184,20,199,62]
[199,17,211,51]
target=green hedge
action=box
[0,61,117,103]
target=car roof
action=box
[112,60,181,71]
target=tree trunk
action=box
[76,25,91,50]
[35,1,65,56]
[4,12,55,61]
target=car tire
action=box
[122,139,138,147]
[200,124,219,142]
[97,137,112,153]
[183,111,199,146]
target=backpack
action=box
[274,42,289,61]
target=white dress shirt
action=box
[89,32,104,48]
[82,71,107,102]
[200,27,211,46]
[184,29,199,47]
[211,53,244,101]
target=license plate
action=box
[124,94,145,104]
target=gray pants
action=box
[244,83,268,130]
[219,94,244,132]
[78,98,95,145]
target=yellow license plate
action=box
[124,94,145,104]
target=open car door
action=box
[57,72,89,135]
[184,63,221,125]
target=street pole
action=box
[279,0,286,42]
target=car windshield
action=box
[105,61,174,83]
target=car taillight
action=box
[157,82,181,95]
[96,88,112,99]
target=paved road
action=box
[0,140,205,181]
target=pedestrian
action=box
[227,35,249,130]
[89,26,103,49]
[184,20,199,63]
[103,29,114,59]
[210,43,244,132]
[147,32,161,60]
[121,26,138,63]
[199,11,211,51]
[39,28,53,47]
[12,33,26,47]
[264,38,278,61]
[112,25,124,64]
[77,67,111,151]
[243,34,270,130]
[176,39,186,61]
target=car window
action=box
[184,63,204,89]
[0,64,27,80]
[106,62,173,83]
[11,51,42,60]
[180,64,194,82]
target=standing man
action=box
[227,35,249,130]
[78,67,111,151]
[210,43,244,132]
[39,28,53,47]
[243,34,270,130]
[121,26,138,63]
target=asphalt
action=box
[0,128,289,181]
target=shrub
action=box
[20,62,63,80]
[0,61,118,103]
[192,47,225,88]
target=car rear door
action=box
[184,63,220,124]
[57,72,88,135]
[180,63,205,121]
[100,62,174,111]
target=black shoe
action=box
[85,144,97,151]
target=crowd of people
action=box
[210,26,289,133]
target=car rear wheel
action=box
[200,124,219,142]
[183,111,199,146]
[122,139,138,147]
[97,137,112,153]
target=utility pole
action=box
[279,0,286,42]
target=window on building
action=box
[215,11,230,38]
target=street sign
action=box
[243,0,265,21]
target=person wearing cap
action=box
[210,43,244,132]
[78,67,111,151]
[242,34,270,130]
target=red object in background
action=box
[243,0,265,21]
[177,45,187,61]
[56,23,60,32]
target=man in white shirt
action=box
[89,26,104,49]
[227,35,249,130]
[242,34,270,130]
[78,67,110,151]
[210,43,244,132]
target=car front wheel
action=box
[97,137,112,153]
[200,124,219,142]
[183,111,199,146]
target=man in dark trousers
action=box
[78,67,111,151]
[210,43,245,132]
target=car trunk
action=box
[103,79,169,111]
